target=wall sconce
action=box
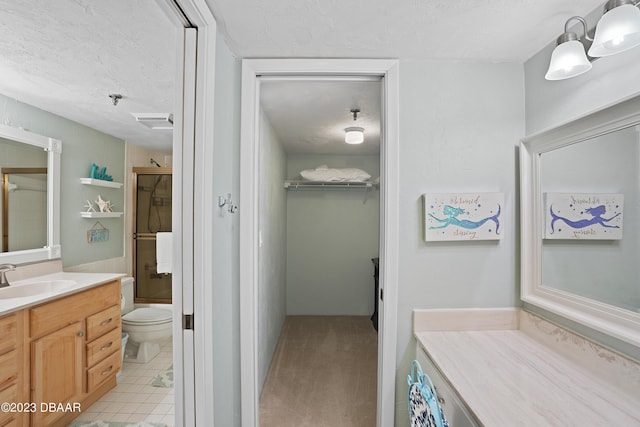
[344,108,364,144]
[545,0,640,81]
[545,16,593,80]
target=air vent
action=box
[131,113,173,130]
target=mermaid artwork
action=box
[549,204,620,234]
[428,204,501,234]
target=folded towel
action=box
[156,232,173,274]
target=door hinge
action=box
[183,314,194,330]
[380,288,383,301]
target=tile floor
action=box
[70,336,175,426]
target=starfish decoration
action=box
[84,200,96,212]
[95,195,113,213]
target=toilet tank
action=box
[121,277,135,315]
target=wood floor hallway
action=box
[259,315,378,427]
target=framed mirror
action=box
[0,124,61,264]
[520,95,640,348]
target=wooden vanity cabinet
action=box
[28,280,122,427]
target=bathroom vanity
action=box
[413,308,640,426]
[0,269,123,427]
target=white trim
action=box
[520,93,640,349]
[170,1,219,425]
[239,58,400,427]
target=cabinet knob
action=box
[78,331,84,337]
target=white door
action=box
[172,26,198,426]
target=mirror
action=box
[0,124,61,264]
[520,95,640,349]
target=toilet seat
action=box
[122,308,172,326]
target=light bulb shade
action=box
[588,4,640,57]
[344,127,364,144]
[545,40,592,80]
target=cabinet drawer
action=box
[0,314,17,354]
[86,305,121,342]
[86,349,121,393]
[30,280,119,338]
[0,383,17,424]
[0,350,17,389]
[87,327,121,367]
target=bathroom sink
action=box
[0,280,78,299]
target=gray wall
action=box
[257,107,288,392]
[0,93,125,268]
[211,34,242,427]
[394,60,524,424]
[286,154,380,315]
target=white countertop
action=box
[414,309,640,427]
[0,271,124,316]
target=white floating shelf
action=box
[80,178,123,188]
[80,212,123,218]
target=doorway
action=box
[240,59,400,427]
[257,76,382,424]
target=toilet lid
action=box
[123,308,172,324]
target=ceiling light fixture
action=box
[589,0,640,57]
[545,16,593,80]
[344,108,364,144]
[545,0,640,81]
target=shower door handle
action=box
[134,233,157,241]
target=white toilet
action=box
[121,277,172,363]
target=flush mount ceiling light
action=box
[344,108,364,144]
[545,0,640,81]
[131,113,174,130]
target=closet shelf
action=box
[80,212,123,218]
[284,180,374,190]
[80,178,123,188]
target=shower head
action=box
[150,158,162,167]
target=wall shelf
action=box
[80,178,123,188]
[284,180,376,204]
[80,212,123,218]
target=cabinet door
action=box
[31,322,84,426]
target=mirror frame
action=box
[0,124,61,264]
[520,95,640,349]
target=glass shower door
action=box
[133,168,172,303]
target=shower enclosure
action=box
[133,167,172,303]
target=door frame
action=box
[239,58,400,427]
[162,0,218,424]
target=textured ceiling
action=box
[0,0,176,151]
[260,79,381,155]
[0,0,607,154]
[206,0,606,62]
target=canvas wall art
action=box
[423,193,504,241]
[544,193,624,240]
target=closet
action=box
[257,78,382,425]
